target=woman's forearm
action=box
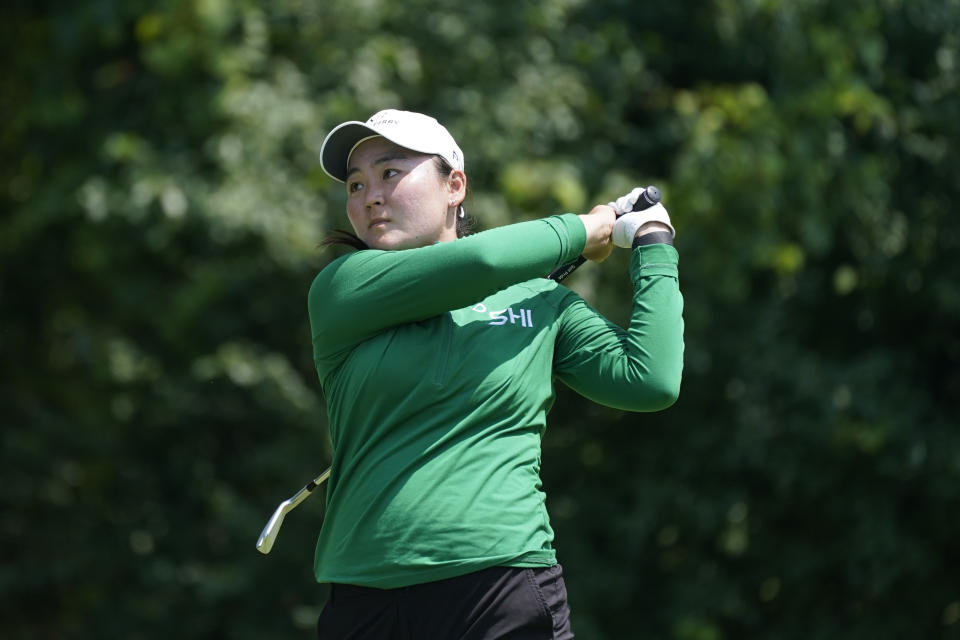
[554,243,684,412]
[309,214,587,357]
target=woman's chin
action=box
[367,234,407,251]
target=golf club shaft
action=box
[289,467,331,508]
[547,186,662,282]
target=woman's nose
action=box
[365,189,384,208]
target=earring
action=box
[458,205,465,219]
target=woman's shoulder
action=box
[310,249,381,290]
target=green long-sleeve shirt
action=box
[307,213,683,588]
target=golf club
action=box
[256,467,330,554]
[257,187,662,554]
[547,185,662,282]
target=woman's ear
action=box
[446,169,467,207]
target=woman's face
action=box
[344,137,465,251]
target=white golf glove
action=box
[609,187,675,248]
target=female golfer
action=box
[310,109,684,639]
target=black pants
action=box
[316,564,574,639]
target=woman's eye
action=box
[383,168,398,179]
[348,181,362,193]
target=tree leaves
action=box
[2,1,959,638]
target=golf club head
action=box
[256,468,330,555]
[256,501,291,554]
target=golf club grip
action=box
[547,186,662,282]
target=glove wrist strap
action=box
[633,231,675,248]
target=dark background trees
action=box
[3,1,958,638]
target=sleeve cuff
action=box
[545,213,588,265]
[630,243,679,279]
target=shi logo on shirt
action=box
[471,304,534,328]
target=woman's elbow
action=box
[621,374,681,412]
[644,379,681,411]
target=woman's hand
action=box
[578,204,617,263]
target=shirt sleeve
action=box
[553,243,684,412]
[309,214,587,376]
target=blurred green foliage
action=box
[2,0,959,638]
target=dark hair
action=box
[318,156,473,252]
